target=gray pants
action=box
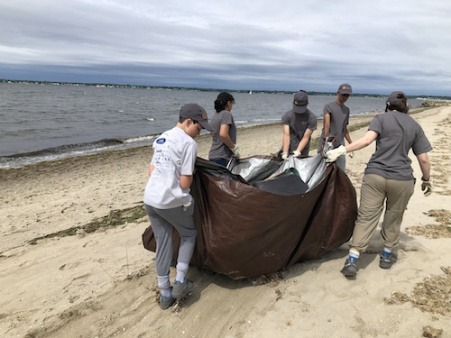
[145,203,197,277]
[350,174,414,252]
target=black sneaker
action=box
[341,257,358,279]
[159,294,175,310]
[379,251,397,269]
[172,279,195,300]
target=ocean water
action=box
[0,82,422,169]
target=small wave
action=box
[124,135,157,143]
[3,139,124,159]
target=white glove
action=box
[293,150,301,157]
[326,145,346,162]
[182,200,192,211]
[231,145,240,159]
[281,152,288,160]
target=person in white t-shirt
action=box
[143,103,213,309]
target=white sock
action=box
[157,275,171,297]
[349,248,360,260]
[175,262,189,283]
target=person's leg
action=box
[350,174,387,252]
[144,204,175,308]
[342,174,386,278]
[155,203,197,300]
[379,179,414,268]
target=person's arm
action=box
[295,128,314,154]
[326,130,378,162]
[417,153,431,181]
[344,127,352,144]
[417,152,432,196]
[323,113,331,136]
[344,127,354,157]
[147,164,155,176]
[219,124,235,149]
[179,174,193,190]
[282,124,290,154]
[345,130,378,152]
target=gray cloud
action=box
[1,0,450,95]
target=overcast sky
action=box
[1,0,450,95]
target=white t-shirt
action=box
[144,126,197,209]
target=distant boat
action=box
[249,91,252,95]
[146,117,155,121]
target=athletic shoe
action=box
[159,294,175,310]
[341,257,358,279]
[172,279,195,300]
[379,251,397,269]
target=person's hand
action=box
[293,150,301,157]
[281,152,288,160]
[326,145,346,162]
[182,200,192,211]
[421,179,432,196]
[231,145,240,159]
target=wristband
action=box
[421,177,430,182]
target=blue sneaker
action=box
[379,251,397,269]
[341,257,358,278]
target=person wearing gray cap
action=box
[143,103,213,309]
[318,83,354,170]
[279,90,318,160]
[326,91,432,279]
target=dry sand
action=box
[0,106,450,338]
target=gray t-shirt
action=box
[365,111,432,180]
[321,101,350,145]
[281,109,318,155]
[208,110,237,160]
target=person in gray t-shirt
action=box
[318,83,354,171]
[280,90,318,159]
[208,92,239,166]
[326,91,432,279]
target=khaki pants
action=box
[350,174,414,252]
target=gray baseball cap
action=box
[338,83,353,95]
[179,103,213,131]
[386,91,407,105]
[292,90,308,114]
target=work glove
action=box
[421,179,432,196]
[231,145,240,159]
[293,150,301,157]
[281,152,289,160]
[326,145,346,162]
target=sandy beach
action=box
[0,105,450,337]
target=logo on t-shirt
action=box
[156,138,166,144]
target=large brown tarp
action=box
[143,155,357,280]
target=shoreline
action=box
[0,111,379,172]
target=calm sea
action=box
[0,82,423,169]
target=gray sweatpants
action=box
[144,203,197,277]
[350,174,414,252]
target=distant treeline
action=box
[1,78,449,100]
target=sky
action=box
[1,0,451,96]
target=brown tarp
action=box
[143,155,357,280]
